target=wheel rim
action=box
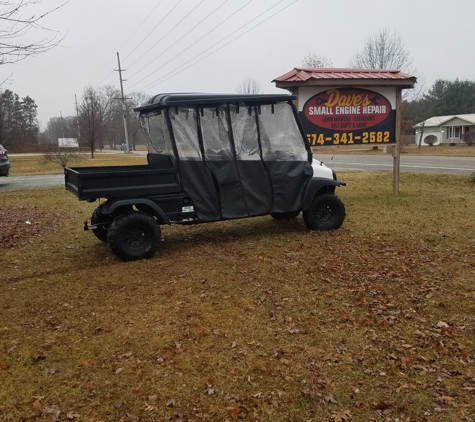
[125,225,147,248]
[316,205,333,222]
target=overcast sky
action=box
[2,0,475,128]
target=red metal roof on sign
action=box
[273,68,415,82]
[273,67,415,82]
[273,68,416,90]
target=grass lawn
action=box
[1,172,475,421]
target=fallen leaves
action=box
[0,206,59,248]
[331,409,352,422]
[331,410,351,422]
[2,173,475,421]
[325,394,338,404]
[227,405,240,420]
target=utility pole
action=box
[60,111,65,151]
[115,52,130,153]
[75,94,81,149]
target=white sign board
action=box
[58,138,79,148]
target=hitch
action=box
[84,220,98,231]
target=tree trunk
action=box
[417,121,425,148]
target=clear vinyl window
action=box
[169,107,202,160]
[229,104,260,161]
[258,102,307,161]
[141,111,173,155]
[200,107,233,161]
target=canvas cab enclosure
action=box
[137,93,313,222]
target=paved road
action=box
[2,154,474,192]
[318,154,475,175]
[1,174,64,191]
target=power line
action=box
[124,0,205,71]
[117,1,163,53]
[122,0,183,62]
[126,0,230,80]
[139,0,298,93]
[128,0,254,90]
[95,0,182,87]
[91,1,163,86]
[135,0,294,93]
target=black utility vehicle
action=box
[65,93,346,261]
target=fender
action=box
[101,198,170,224]
[303,178,344,210]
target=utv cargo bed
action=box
[64,165,180,201]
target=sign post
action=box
[393,89,402,195]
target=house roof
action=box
[414,114,475,128]
[273,68,416,89]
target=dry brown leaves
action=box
[0,206,59,248]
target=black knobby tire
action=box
[271,210,300,220]
[91,205,113,243]
[303,194,345,231]
[107,212,161,261]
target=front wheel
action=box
[303,194,345,231]
[107,212,161,261]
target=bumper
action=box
[0,161,10,176]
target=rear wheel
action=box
[271,210,300,220]
[303,194,345,231]
[91,205,113,242]
[108,212,161,261]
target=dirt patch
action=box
[0,206,61,248]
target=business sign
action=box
[58,138,79,148]
[299,88,396,146]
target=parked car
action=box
[0,144,10,177]
[65,93,346,261]
[120,143,133,152]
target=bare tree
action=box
[236,78,263,94]
[43,115,77,144]
[42,145,81,168]
[79,87,100,158]
[351,28,424,101]
[350,29,414,71]
[301,53,332,68]
[0,1,68,66]
[78,85,122,156]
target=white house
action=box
[414,114,475,146]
